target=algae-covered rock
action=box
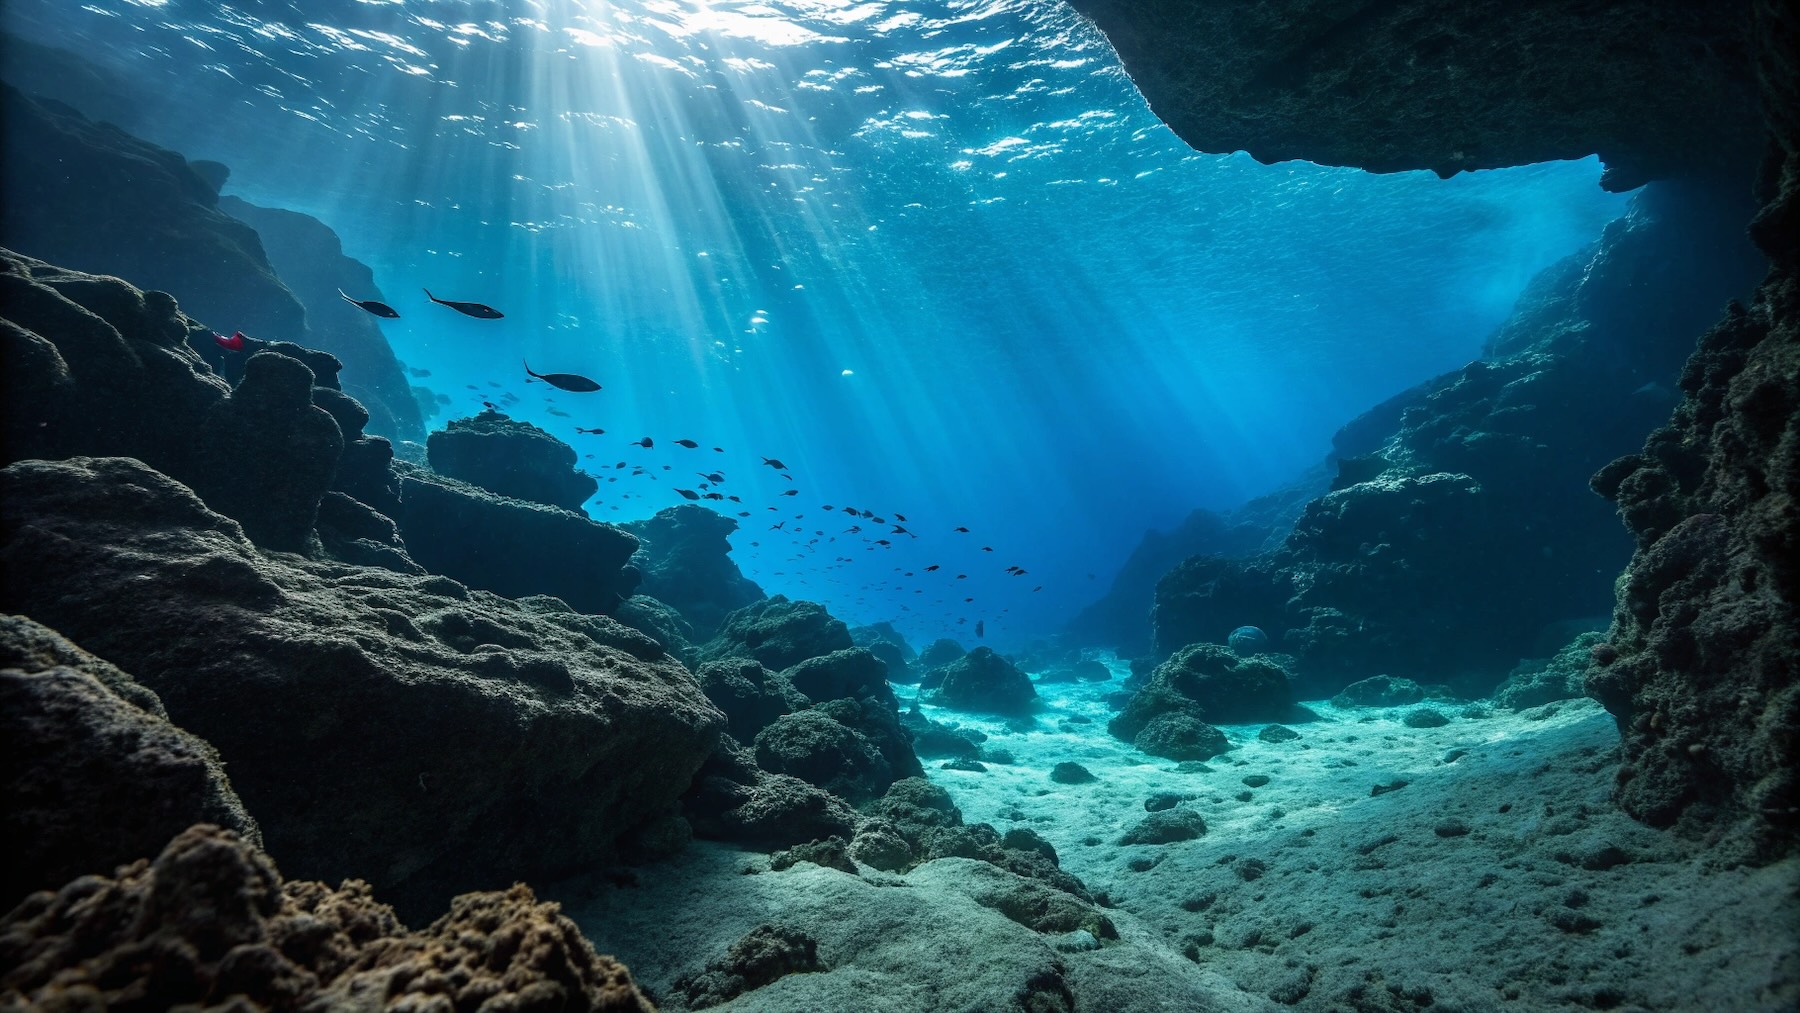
[700,595,854,671]
[931,647,1037,716]
[427,408,598,511]
[624,504,764,639]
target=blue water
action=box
[5,0,1629,646]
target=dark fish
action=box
[728,495,742,503]
[924,565,940,572]
[771,522,786,530]
[676,489,700,500]
[955,574,968,580]
[482,401,498,410]
[576,427,606,435]
[704,493,724,500]
[981,546,994,552]
[633,437,654,448]
[761,457,787,469]
[714,447,725,453]
[954,526,970,533]
[546,407,570,417]
[875,539,891,546]
[895,513,908,522]
[781,489,799,497]
[822,505,835,511]
[698,472,724,482]
[674,439,700,448]
[781,473,794,481]
[339,289,400,318]
[738,511,751,517]
[892,525,910,535]
[524,360,601,392]
[424,288,503,319]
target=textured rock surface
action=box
[1150,183,1765,698]
[1069,0,1762,190]
[427,409,598,511]
[931,647,1038,716]
[623,505,765,639]
[1585,3,1800,856]
[392,461,639,616]
[0,455,723,918]
[0,85,306,342]
[0,824,656,1012]
[699,596,854,671]
[0,615,260,913]
[219,195,425,442]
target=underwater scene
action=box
[0,1,1795,1011]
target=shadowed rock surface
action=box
[699,596,854,671]
[1068,0,1763,190]
[623,505,765,639]
[0,455,723,919]
[930,647,1038,716]
[0,614,261,914]
[427,408,598,511]
[0,824,656,1012]
[1584,2,1800,858]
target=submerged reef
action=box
[427,408,599,511]
[624,505,766,640]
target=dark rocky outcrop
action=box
[218,195,425,442]
[426,409,597,511]
[1584,3,1800,857]
[930,647,1038,716]
[699,595,854,671]
[623,505,764,639]
[851,621,918,684]
[0,455,723,919]
[391,462,639,616]
[918,637,967,670]
[0,615,260,913]
[0,824,655,1012]
[1068,0,1763,190]
[0,85,306,344]
[1149,183,1766,698]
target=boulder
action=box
[0,455,724,918]
[1332,675,1427,709]
[1109,644,1290,748]
[700,596,854,671]
[753,710,892,805]
[696,658,808,743]
[427,409,597,511]
[930,647,1037,716]
[0,615,260,912]
[0,825,655,1012]
[918,638,967,669]
[622,505,764,639]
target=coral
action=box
[0,824,655,1012]
[0,455,722,919]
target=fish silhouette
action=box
[524,361,601,392]
[339,289,400,318]
[425,288,503,318]
[674,439,700,448]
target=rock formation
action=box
[0,824,656,1012]
[1067,0,1764,190]
[0,455,723,918]
[427,409,598,512]
[623,505,765,639]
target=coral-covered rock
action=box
[930,647,1037,716]
[0,615,260,912]
[700,596,854,671]
[218,195,425,442]
[623,505,764,639]
[427,409,598,511]
[0,456,723,918]
[0,824,655,1012]
[1067,0,1762,190]
[392,461,639,616]
[673,923,825,1010]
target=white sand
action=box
[558,661,1798,1011]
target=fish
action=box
[676,489,700,500]
[924,565,940,572]
[714,447,725,453]
[632,437,654,448]
[524,361,601,392]
[576,427,606,435]
[704,493,724,501]
[674,439,700,448]
[424,288,503,318]
[981,546,994,552]
[954,526,970,533]
[698,472,724,483]
[728,495,742,503]
[892,525,910,535]
[546,408,570,417]
[781,489,799,497]
[339,289,400,318]
[761,457,787,469]
[482,401,498,410]
[213,330,248,351]
[738,511,751,517]
[895,513,908,522]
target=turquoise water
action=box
[4,0,1629,644]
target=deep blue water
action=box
[5,0,1630,646]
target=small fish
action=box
[738,511,751,517]
[676,489,700,501]
[843,508,862,518]
[339,289,400,318]
[424,288,503,319]
[980,546,994,552]
[728,495,741,503]
[895,513,908,522]
[954,526,970,533]
[698,472,724,482]
[213,330,248,351]
[761,457,787,469]
[673,439,700,448]
[924,565,940,572]
[704,492,724,500]
[482,401,498,410]
[822,505,835,511]
[713,447,725,453]
[546,407,570,417]
[524,361,601,392]
[632,437,654,448]
[781,489,799,497]
[955,574,968,580]
[576,427,606,435]
[875,539,891,546]
[771,522,786,531]
[892,525,910,535]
